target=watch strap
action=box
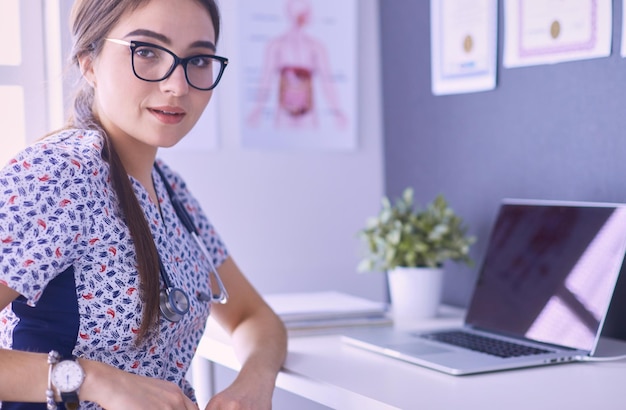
[60,391,79,410]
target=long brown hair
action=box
[67,0,221,343]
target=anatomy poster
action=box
[239,0,358,150]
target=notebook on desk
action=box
[342,199,626,375]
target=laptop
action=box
[342,198,626,375]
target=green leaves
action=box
[357,188,476,272]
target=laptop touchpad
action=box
[386,342,451,356]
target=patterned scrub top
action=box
[0,129,229,409]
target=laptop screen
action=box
[466,200,626,352]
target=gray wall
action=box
[380,0,626,309]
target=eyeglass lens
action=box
[132,43,224,90]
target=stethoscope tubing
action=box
[190,231,229,304]
[154,163,229,314]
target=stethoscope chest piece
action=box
[159,286,190,322]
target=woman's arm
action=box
[0,284,198,410]
[207,257,288,410]
[0,286,51,402]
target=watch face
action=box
[51,360,85,392]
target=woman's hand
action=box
[205,379,273,410]
[81,359,199,410]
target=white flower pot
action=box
[387,266,444,328]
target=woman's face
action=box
[83,0,217,153]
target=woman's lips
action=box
[149,107,186,124]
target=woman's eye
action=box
[135,47,157,59]
[189,56,212,69]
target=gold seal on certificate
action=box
[550,20,561,39]
[463,35,474,53]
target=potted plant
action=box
[357,188,475,324]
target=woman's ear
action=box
[77,53,96,88]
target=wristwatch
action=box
[50,357,85,410]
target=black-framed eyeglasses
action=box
[105,38,228,91]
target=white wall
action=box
[160,0,386,303]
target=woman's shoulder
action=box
[3,128,105,177]
[34,128,104,166]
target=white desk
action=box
[195,307,626,410]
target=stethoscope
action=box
[154,163,228,322]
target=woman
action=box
[0,0,287,409]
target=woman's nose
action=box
[160,64,189,95]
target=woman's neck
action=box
[107,133,159,203]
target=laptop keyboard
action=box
[420,330,552,358]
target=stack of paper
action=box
[263,291,391,331]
